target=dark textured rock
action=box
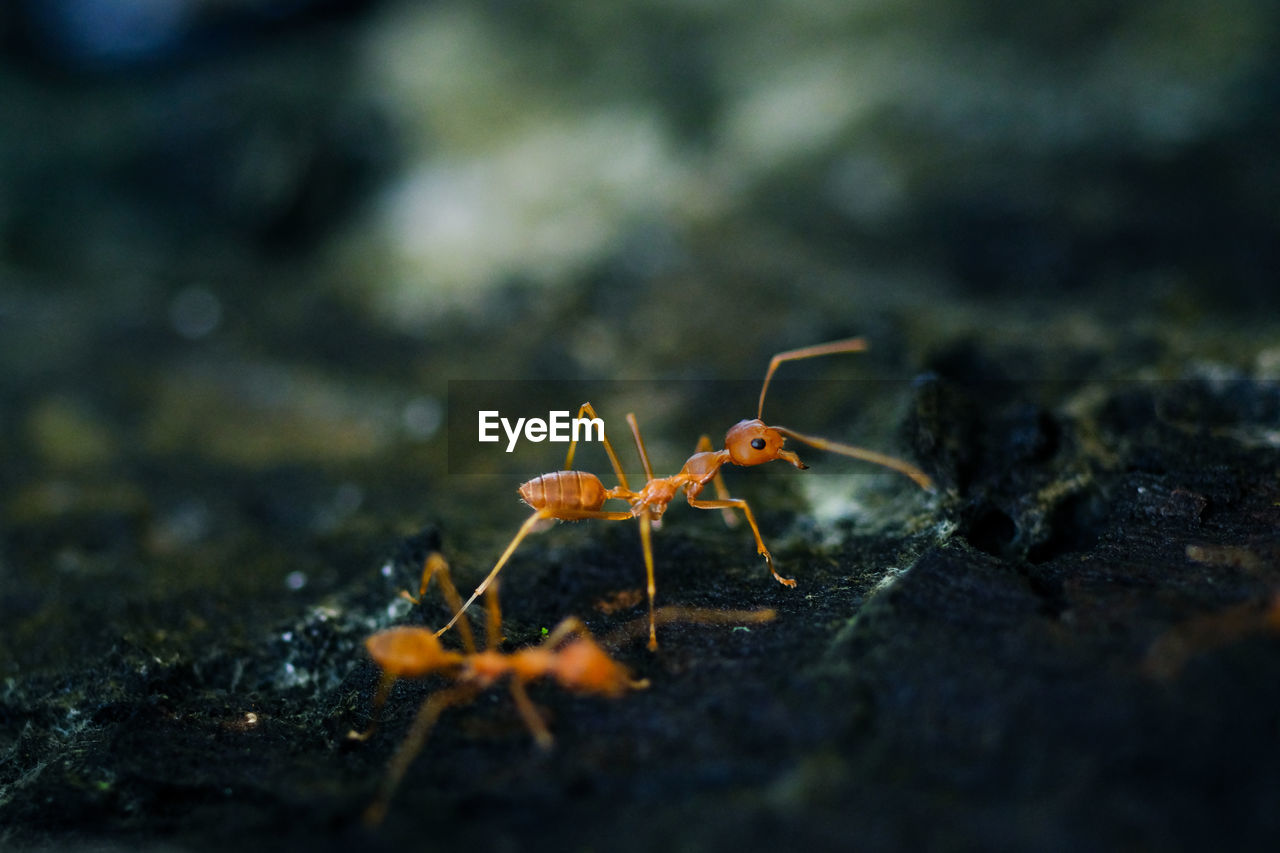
[3,2,1280,851]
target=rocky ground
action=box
[2,1,1279,851]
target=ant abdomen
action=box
[519,470,608,513]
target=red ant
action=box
[1143,543,1280,678]
[430,337,934,649]
[350,551,648,826]
[352,553,775,826]
[1142,591,1280,679]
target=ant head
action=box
[724,419,807,469]
[365,626,461,678]
[551,638,635,697]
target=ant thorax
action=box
[680,450,728,484]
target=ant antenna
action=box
[774,426,934,491]
[757,337,869,420]
[756,336,934,492]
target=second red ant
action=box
[351,553,646,826]
[428,337,934,649]
[352,551,775,826]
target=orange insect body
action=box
[544,637,636,696]
[434,337,935,650]
[678,450,723,484]
[356,553,778,828]
[354,586,646,826]
[365,626,462,678]
[518,470,612,514]
[624,421,805,518]
[461,640,634,697]
[633,476,681,519]
[367,627,632,697]
[466,647,545,684]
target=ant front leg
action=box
[695,434,738,527]
[686,494,796,588]
[401,551,477,654]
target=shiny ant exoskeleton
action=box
[431,337,934,649]
[351,551,647,825]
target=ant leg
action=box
[401,552,477,654]
[651,606,777,628]
[437,508,638,640]
[362,684,477,827]
[564,402,631,492]
[776,427,935,492]
[625,413,656,482]
[346,671,398,742]
[604,415,660,648]
[401,550,447,606]
[436,509,552,639]
[507,679,553,750]
[561,507,655,646]
[1143,591,1280,679]
[637,509,659,650]
[484,579,503,650]
[607,606,778,645]
[757,337,868,420]
[687,496,796,587]
[541,615,591,646]
[695,434,738,527]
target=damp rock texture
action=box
[4,355,1279,852]
[3,1,1280,851]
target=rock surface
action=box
[2,2,1279,851]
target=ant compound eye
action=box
[750,438,766,450]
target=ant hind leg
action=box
[508,680,553,750]
[437,508,636,642]
[436,510,552,640]
[362,684,478,827]
[484,580,503,650]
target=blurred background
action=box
[5,0,1277,610]
[2,0,1278,846]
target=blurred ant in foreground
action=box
[352,553,774,826]
[432,337,934,649]
[1143,543,1280,679]
[351,552,645,826]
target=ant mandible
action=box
[431,337,935,650]
[350,553,648,826]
